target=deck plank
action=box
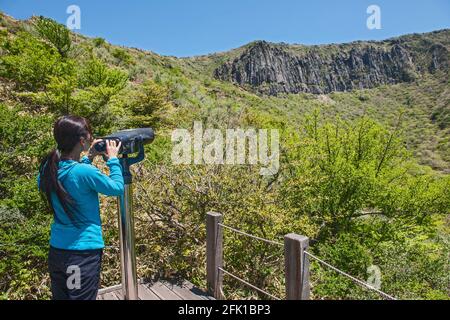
[102,291,119,300]
[146,282,183,300]
[138,283,161,300]
[97,279,213,300]
[113,290,123,300]
[160,280,205,300]
[181,280,216,300]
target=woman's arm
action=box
[80,139,124,196]
[80,157,124,196]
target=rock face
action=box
[214,31,449,95]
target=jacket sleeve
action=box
[81,157,124,196]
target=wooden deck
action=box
[97,279,215,300]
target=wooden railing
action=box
[0,211,396,300]
[205,211,396,300]
[206,211,310,300]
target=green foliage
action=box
[111,47,134,66]
[0,211,51,300]
[126,110,449,300]
[0,31,66,91]
[128,162,297,299]
[0,13,448,300]
[0,105,53,299]
[43,71,78,114]
[78,57,128,89]
[93,37,106,47]
[125,80,173,128]
[0,104,53,202]
[73,58,128,132]
[19,56,128,133]
[311,234,375,299]
[280,112,449,241]
[33,16,72,58]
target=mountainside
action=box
[213,31,450,95]
[0,13,449,171]
[0,12,449,301]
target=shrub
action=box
[111,47,134,66]
[125,80,173,128]
[93,37,106,47]
[0,32,64,91]
[33,16,72,58]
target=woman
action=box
[37,115,124,300]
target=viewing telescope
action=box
[94,127,155,300]
[94,128,154,155]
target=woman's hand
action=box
[87,139,105,162]
[105,139,122,160]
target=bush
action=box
[125,80,173,128]
[0,32,66,91]
[93,37,106,47]
[33,16,72,58]
[111,47,134,66]
[280,111,448,241]
[0,104,54,299]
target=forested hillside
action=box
[0,12,449,300]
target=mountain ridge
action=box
[211,29,449,95]
[0,12,449,170]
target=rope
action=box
[0,241,397,300]
[304,250,397,300]
[218,223,283,247]
[218,267,281,300]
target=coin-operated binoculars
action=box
[95,128,155,300]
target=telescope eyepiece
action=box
[93,139,120,153]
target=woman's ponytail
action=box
[39,148,77,225]
[38,115,92,226]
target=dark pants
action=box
[48,246,103,300]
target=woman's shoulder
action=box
[70,162,100,177]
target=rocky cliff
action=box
[213,30,450,95]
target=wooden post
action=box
[284,233,310,300]
[206,211,223,299]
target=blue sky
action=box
[1,0,449,57]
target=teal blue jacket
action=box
[37,156,124,250]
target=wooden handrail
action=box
[206,211,310,300]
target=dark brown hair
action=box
[38,115,92,225]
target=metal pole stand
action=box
[116,141,145,300]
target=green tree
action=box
[33,16,72,58]
[281,111,449,241]
[27,57,128,132]
[0,31,65,91]
[74,57,128,131]
[126,80,172,128]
